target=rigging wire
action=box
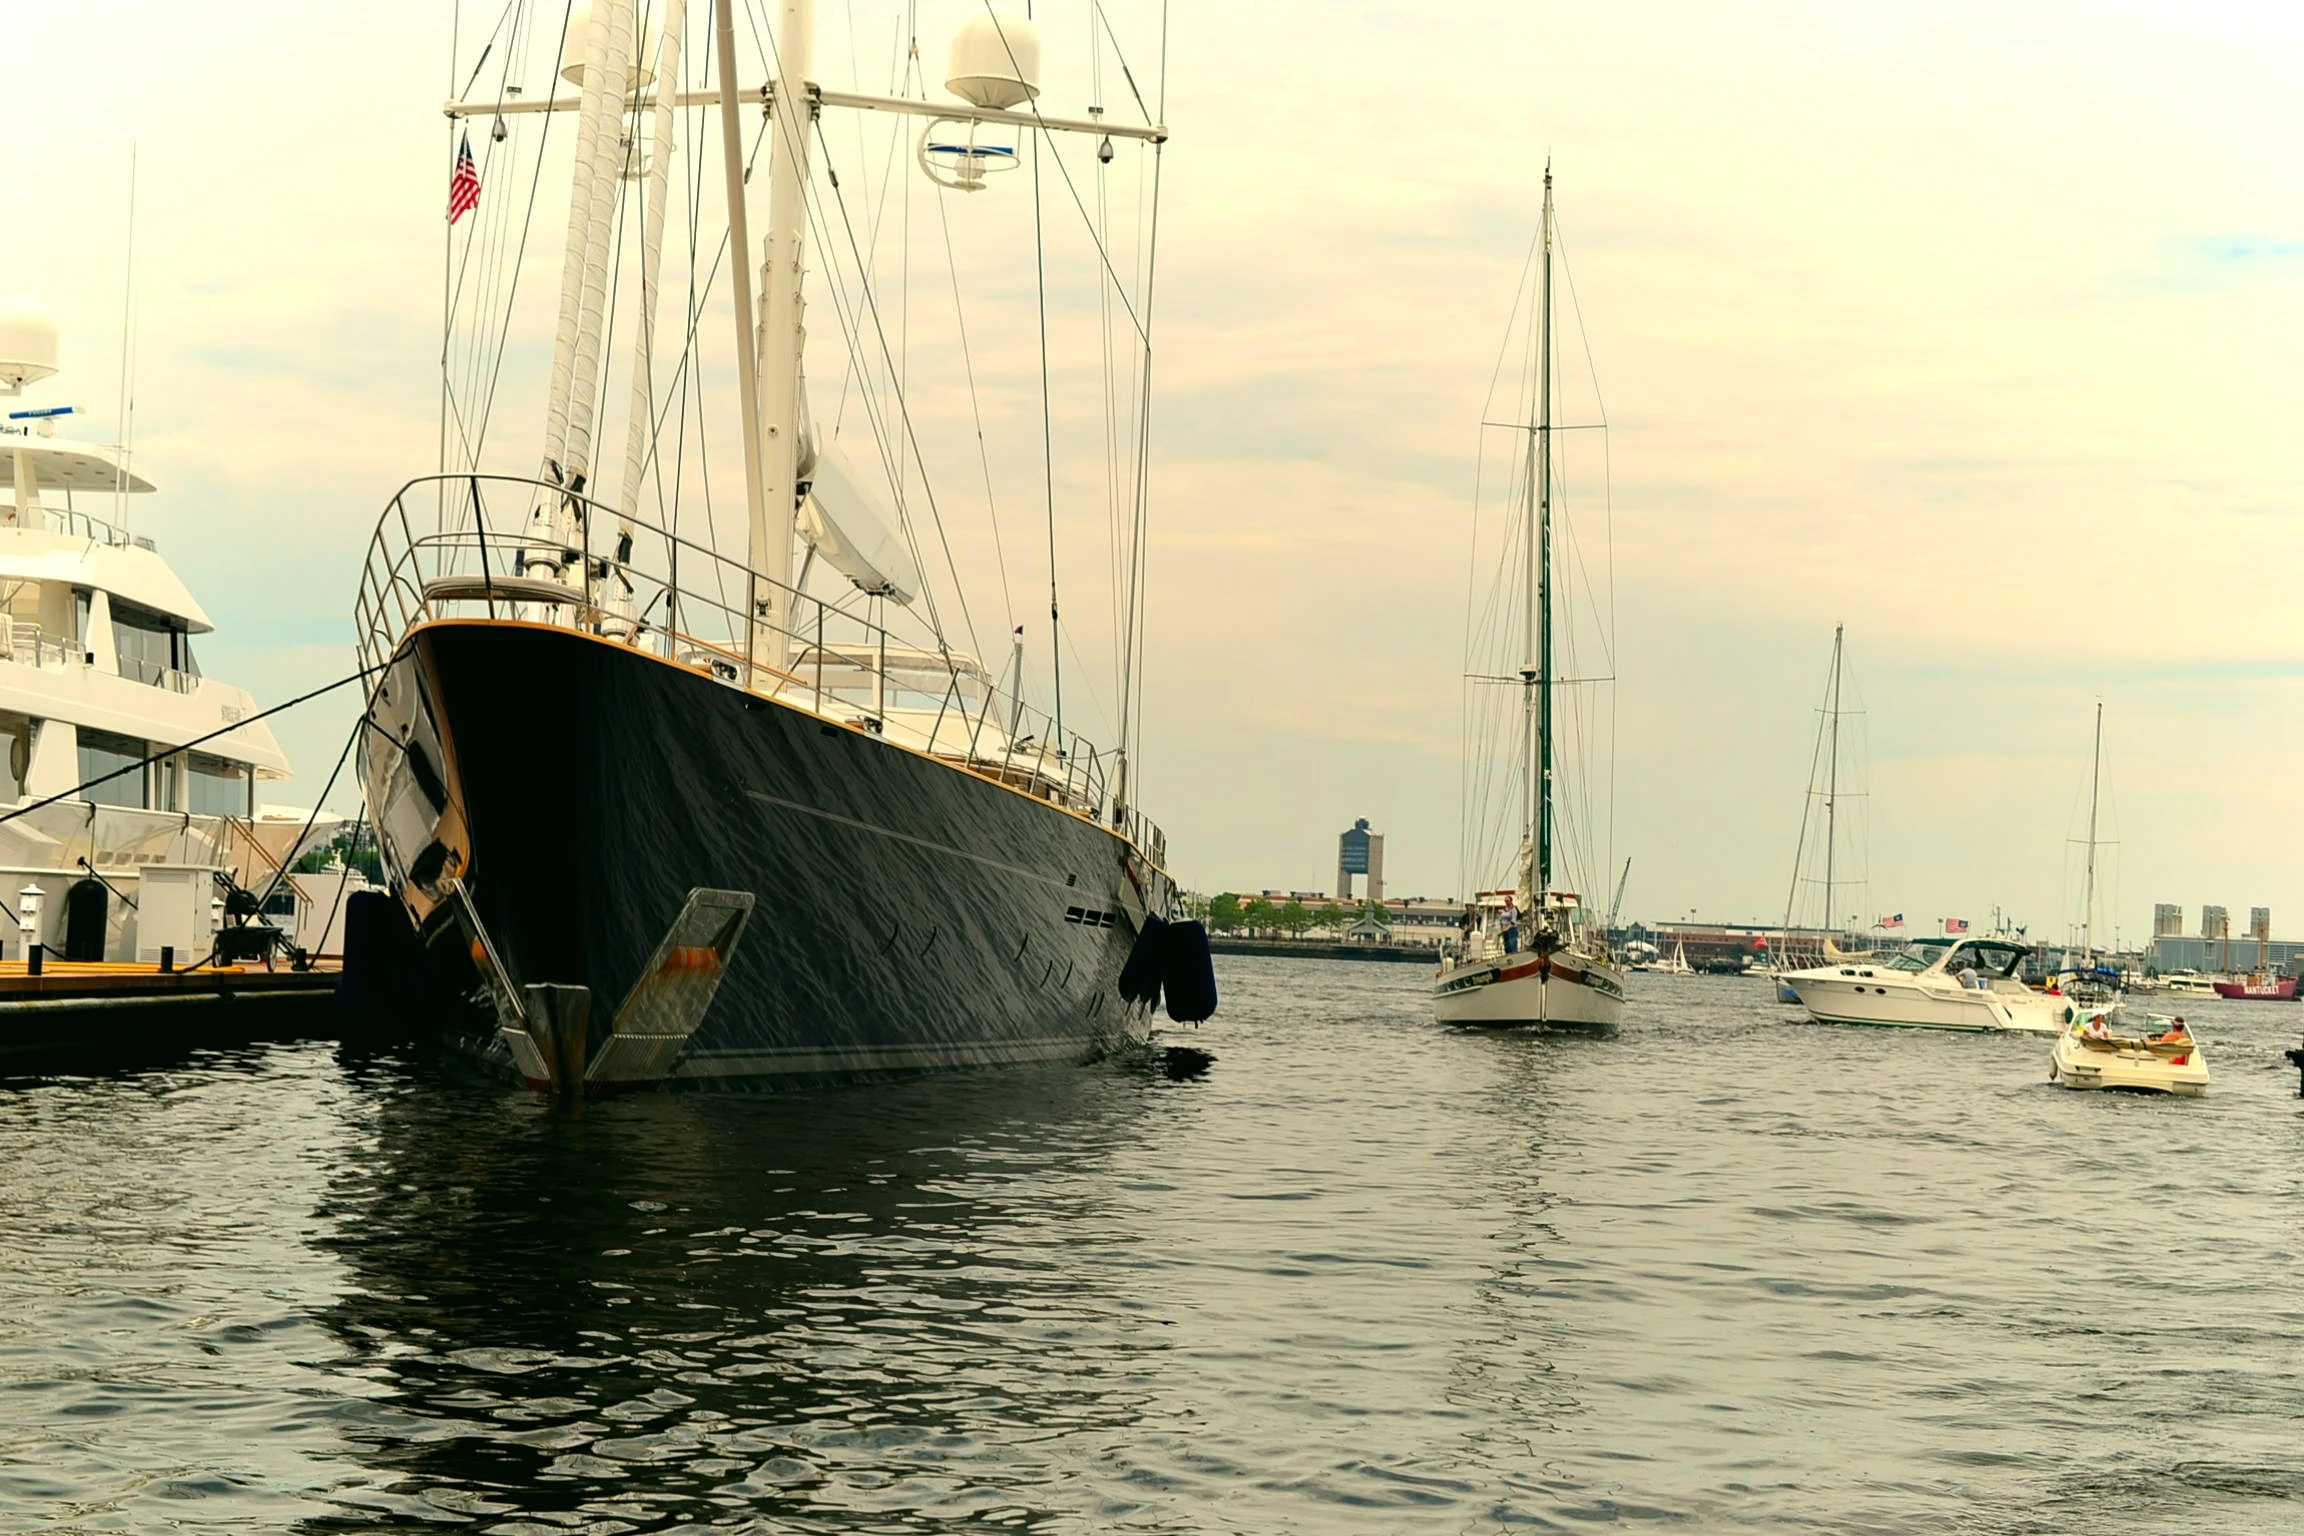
[1031,120,1063,750]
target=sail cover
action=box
[797,443,921,605]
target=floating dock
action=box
[0,957,341,1071]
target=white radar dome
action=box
[0,297,59,394]
[558,3,658,88]
[946,12,1040,111]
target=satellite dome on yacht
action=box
[0,305,302,966]
[945,12,1041,109]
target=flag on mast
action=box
[448,132,481,224]
[1943,917,1970,935]
[1879,914,1904,930]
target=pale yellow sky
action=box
[13,1,2304,941]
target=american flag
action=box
[448,132,481,224]
[1880,914,1904,930]
[1943,917,1970,934]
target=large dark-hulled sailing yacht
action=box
[357,2,1197,1087]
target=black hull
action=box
[360,621,1168,1084]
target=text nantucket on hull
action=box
[357,3,1202,1086]
[1433,168,1625,1032]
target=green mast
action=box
[1532,165,1556,906]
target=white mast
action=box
[711,0,771,653]
[533,0,636,564]
[618,0,687,528]
[749,0,814,663]
[2081,700,2102,964]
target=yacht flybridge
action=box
[0,297,294,961]
[359,2,1203,1088]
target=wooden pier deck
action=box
[0,957,342,1071]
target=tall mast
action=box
[712,0,772,671]
[1823,622,1842,937]
[749,0,813,664]
[2082,700,2102,962]
[1532,165,1556,906]
[619,0,689,529]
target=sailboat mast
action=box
[2082,700,2101,961]
[1823,622,1842,938]
[712,0,771,631]
[1534,165,1556,905]
[750,0,813,658]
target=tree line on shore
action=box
[1197,893,1394,938]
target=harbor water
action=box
[4,960,2301,1533]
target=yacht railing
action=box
[354,474,1166,867]
[0,621,78,671]
[116,654,200,693]
[8,507,155,551]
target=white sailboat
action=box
[1769,623,1872,998]
[1434,168,1624,1032]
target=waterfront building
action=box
[1336,818,1385,904]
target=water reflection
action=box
[309,1046,1164,1531]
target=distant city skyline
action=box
[11,1,2304,946]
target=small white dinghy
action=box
[2049,1010,2209,1096]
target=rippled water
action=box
[4,960,2303,1533]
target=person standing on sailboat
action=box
[1501,896,1521,956]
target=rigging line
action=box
[930,150,1015,637]
[448,13,521,475]
[804,165,941,636]
[807,122,982,664]
[973,2,1150,345]
[749,13,972,665]
[1032,122,1063,752]
[1089,1,1154,126]
[230,705,368,968]
[1117,137,1162,778]
[445,1,546,472]
[0,665,385,833]
[828,16,918,445]
[1091,10,1121,716]
[469,3,578,480]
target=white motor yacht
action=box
[0,297,297,962]
[1783,935,2078,1034]
[2145,969,2219,999]
[2049,1010,2209,1095]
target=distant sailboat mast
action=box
[1822,622,1842,939]
[1521,164,1557,915]
[2081,700,2102,966]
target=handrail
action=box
[354,473,1167,863]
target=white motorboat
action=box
[0,298,301,962]
[2049,1010,2209,1095]
[1432,168,1623,1033]
[1783,936,2079,1034]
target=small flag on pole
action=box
[1943,917,1970,935]
[448,132,481,224]
[1880,914,1904,930]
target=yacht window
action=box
[112,603,182,688]
[189,753,254,819]
[79,728,148,809]
[1885,949,1934,972]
